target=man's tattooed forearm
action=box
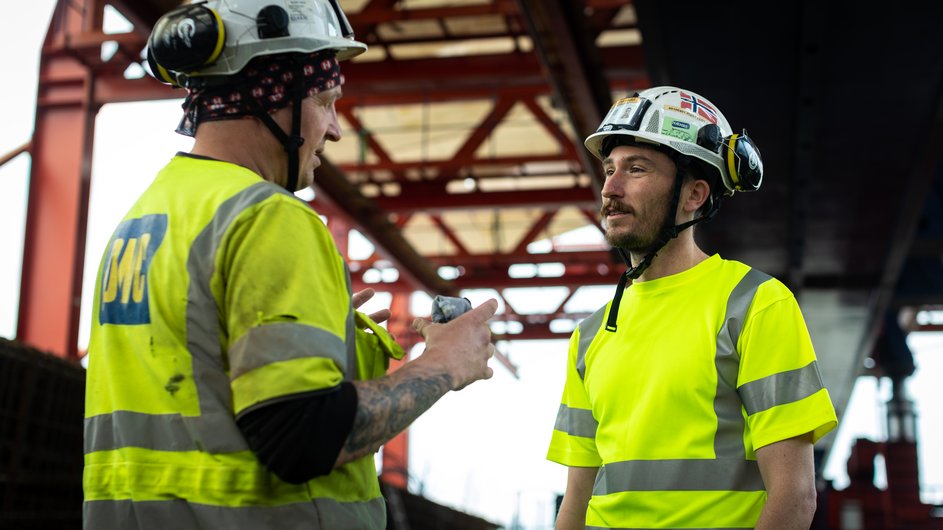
[344,372,453,456]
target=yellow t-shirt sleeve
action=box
[737,283,838,452]
[547,326,603,467]
[217,196,352,415]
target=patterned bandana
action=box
[176,50,342,137]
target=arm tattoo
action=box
[343,369,453,458]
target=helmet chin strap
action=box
[237,56,306,193]
[604,158,722,333]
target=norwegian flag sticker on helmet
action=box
[680,91,718,124]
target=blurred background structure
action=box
[2,0,943,528]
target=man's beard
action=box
[601,199,670,253]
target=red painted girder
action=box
[342,46,645,99]
[18,0,102,359]
[350,0,628,25]
[338,153,579,173]
[429,215,471,256]
[423,250,615,268]
[512,211,556,254]
[90,50,642,106]
[522,97,580,158]
[374,186,596,212]
[351,266,621,291]
[351,0,519,26]
[452,96,517,161]
[314,157,454,295]
[380,291,413,490]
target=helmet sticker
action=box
[663,105,710,124]
[679,90,718,124]
[661,118,697,143]
[287,0,314,21]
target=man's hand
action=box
[412,299,498,390]
[335,299,498,466]
[352,287,391,324]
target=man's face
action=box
[599,143,676,252]
[296,86,344,190]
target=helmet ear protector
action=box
[146,3,227,87]
[695,123,763,193]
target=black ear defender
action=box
[145,2,226,87]
[720,129,763,192]
[696,123,723,153]
[257,6,290,39]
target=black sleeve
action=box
[236,382,358,484]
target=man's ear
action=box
[682,178,711,215]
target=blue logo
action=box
[671,120,690,129]
[99,214,168,325]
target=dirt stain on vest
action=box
[165,374,185,395]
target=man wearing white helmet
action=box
[83,2,497,528]
[547,87,838,529]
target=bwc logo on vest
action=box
[99,214,168,325]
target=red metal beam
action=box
[452,96,517,161]
[512,211,556,254]
[314,157,454,295]
[341,47,645,101]
[374,186,596,212]
[339,153,579,173]
[516,0,619,196]
[18,0,102,359]
[429,215,471,256]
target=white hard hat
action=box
[147,0,366,85]
[584,86,763,195]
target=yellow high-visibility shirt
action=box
[548,254,837,529]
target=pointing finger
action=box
[459,298,498,323]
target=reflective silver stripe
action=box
[554,404,598,438]
[84,496,386,530]
[184,182,290,452]
[587,527,751,530]
[85,410,245,453]
[593,459,765,495]
[576,305,608,380]
[739,361,825,415]
[228,322,347,379]
[712,268,770,459]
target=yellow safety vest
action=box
[84,154,403,529]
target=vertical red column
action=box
[17,0,102,359]
[380,291,416,490]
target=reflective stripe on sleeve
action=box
[228,322,347,379]
[84,496,386,530]
[593,458,765,495]
[554,404,598,438]
[738,360,825,415]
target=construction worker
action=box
[548,87,838,529]
[83,1,497,528]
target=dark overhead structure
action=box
[7,0,943,527]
